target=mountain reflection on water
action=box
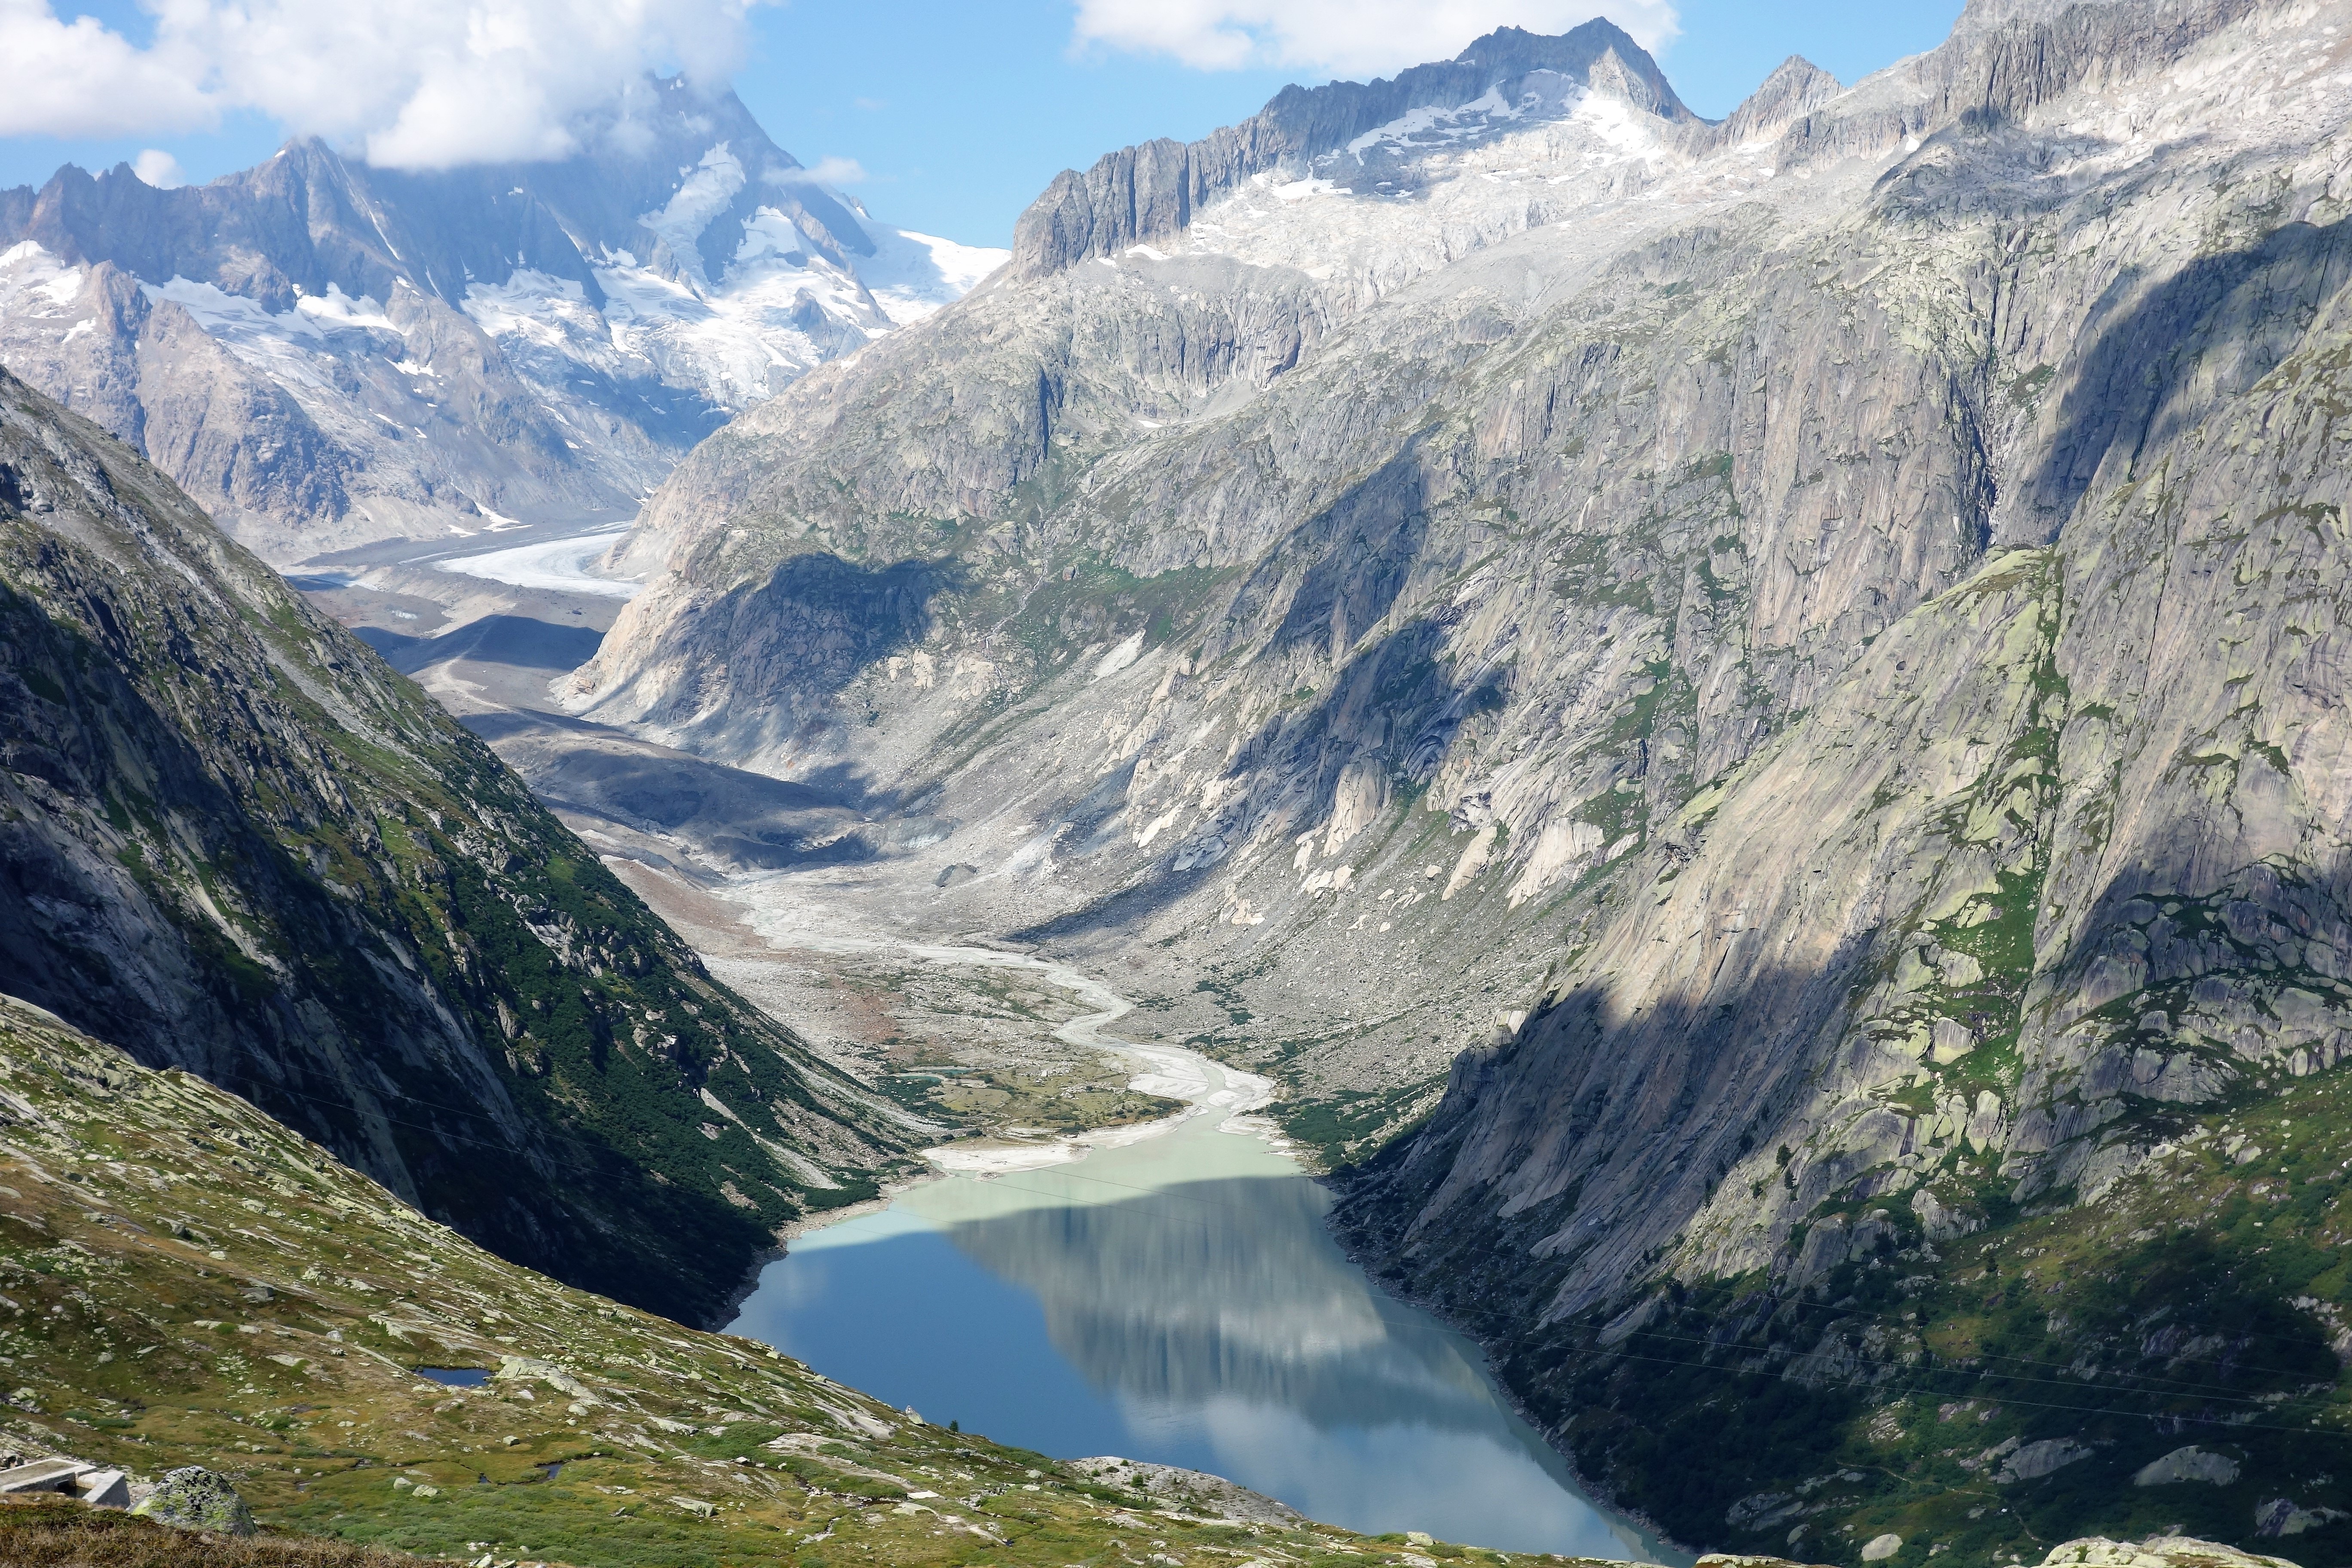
[729,1109,1673,1562]
[948,1174,1508,1432]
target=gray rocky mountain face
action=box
[567,0,2352,1555]
[1009,18,1696,277]
[0,83,999,562]
[0,366,909,1327]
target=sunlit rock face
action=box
[0,80,1001,561]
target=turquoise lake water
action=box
[726,1099,1676,1562]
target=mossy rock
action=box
[129,1469,256,1537]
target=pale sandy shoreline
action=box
[717,872,1285,1181]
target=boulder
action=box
[2254,1500,2349,1539]
[1999,1438,2093,1484]
[2132,1447,2241,1487]
[129,1467,255,1535]
[494,1354,594,1403]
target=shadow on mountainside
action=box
[467,706,902,873]
[1331,875,2352,1558]
[2020,214,2352,540]
[353,613,606,675]
[1006,446,1472,940]
[1317,685,2352,1547]
[1010,612,1497,943]
[1240,447,1437,666]
[654,552,969,799]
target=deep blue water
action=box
[413,1367,490,1387]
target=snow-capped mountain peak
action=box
[0,80,1006,561]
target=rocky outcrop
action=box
[1068,1457,1305,1525]
[2037,1541,2302,1568]
[0,366,906,1326]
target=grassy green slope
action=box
[0,993,1585,1568]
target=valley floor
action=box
[295,526,1205,1155]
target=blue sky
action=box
[0,1,1962,248]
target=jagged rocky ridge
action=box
[572,0,2352,1556]
[0,81,999,560]
[0,365,911,1328]
[1009,19,1697,276]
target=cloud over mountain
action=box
[0,0,769,168]
[1068,0,1679,78]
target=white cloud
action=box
[132,149,187,188]
[1069,0,1680,81]
[800,155,867,186]
[0,0,212,137]
[0,0,778,168]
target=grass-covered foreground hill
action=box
[0,366,910,1327]
[0,989,1574,1568]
